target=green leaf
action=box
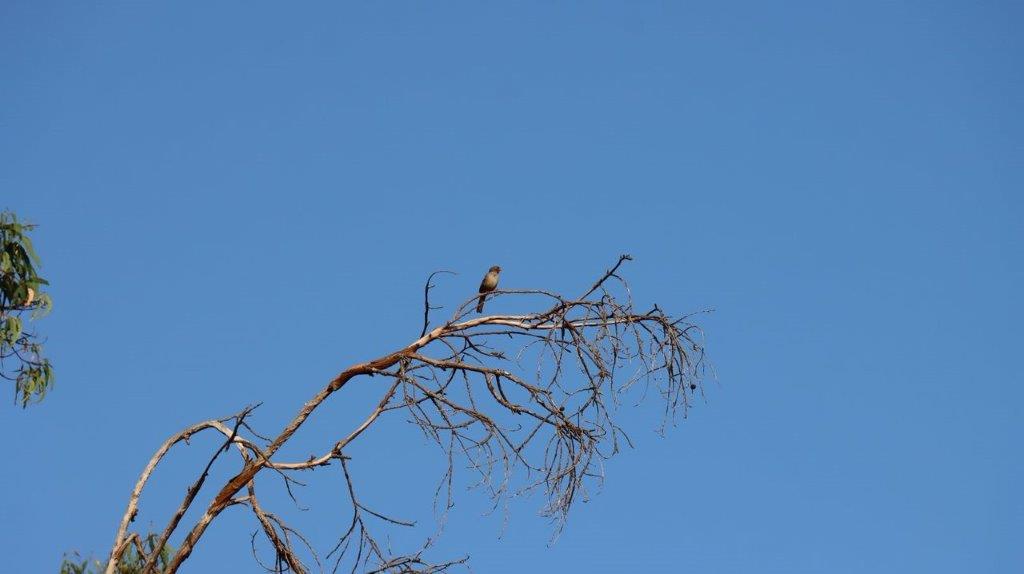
[18,231,40,264]
[6,315,21,341]
[1,209,54,407]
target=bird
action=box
[476,265,501,313]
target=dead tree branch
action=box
[104,255,710,573]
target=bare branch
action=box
[105,408,259,574]
[421,270,456,337]
[105,256,710,573]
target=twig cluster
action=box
[104,255,709,573]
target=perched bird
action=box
[476,265,501,313]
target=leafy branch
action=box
[0,209,54,407]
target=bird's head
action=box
[490,265,502,274]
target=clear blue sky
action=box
[1,2,1020,572]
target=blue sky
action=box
[1,2,1021,572]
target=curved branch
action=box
[105,411,255,574]
[105,255,709,574]
[421,270,456,337]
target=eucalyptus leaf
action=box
[1,209,54,407]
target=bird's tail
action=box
[476,295,485,313]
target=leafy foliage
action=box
[60,536,174,574]
[0,209,54,407]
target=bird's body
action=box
[476,265,501,313]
